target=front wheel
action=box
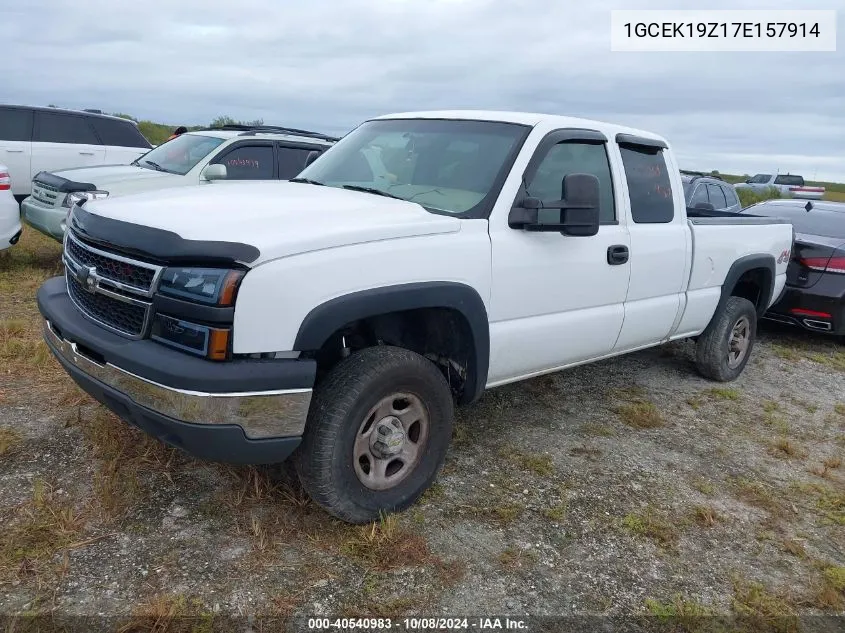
[695,296,758,382]
[294,346,454,524]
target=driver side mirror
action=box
[508,173,601,237]
[694,202,715,211]
[201,164,227,182]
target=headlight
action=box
[151,314,231,361]
[158,267,244,306]
[62,190,109,208]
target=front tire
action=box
[294,346,454,524]
[695,296,757,382]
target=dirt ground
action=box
[0,228,843,633]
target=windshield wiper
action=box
[141,160,167,172]
[341,185,404,200]
[289,177,325,186]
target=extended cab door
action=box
[32,110,106,177]
[0,106,33,198]
[487,129,631,385]
[612,136,690,351]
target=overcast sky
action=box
[4,0,843,181]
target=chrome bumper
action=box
[44,320,312,439]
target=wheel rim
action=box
[727,315,751,369]
[353,392,430,491]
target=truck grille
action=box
[31,181,61,207]
[66,272,148,337]
[66,232,157,293]
[63,229,162,339]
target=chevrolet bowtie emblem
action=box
[76,265,99,293]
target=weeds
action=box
[0,479,88,585]
[616,399,663,429]
[622,506,679,547]
[0,426,23,456]
[691,505,723,527]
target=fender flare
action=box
[294,282,489,404]
[715,254,776,319]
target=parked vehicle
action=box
[0,164,21,250]
[21,124,338,242]
[741,199,845,336]
[681,170,741,213]
[37,110,794,523]
[736,173,825,200]
[0,105,152,202]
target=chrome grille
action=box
[63,230,162,339]
[66,232,157,293]
[32,181,61,207]
[66,273,147,337]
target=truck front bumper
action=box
[37,276,315,464]
[21,196,66,242]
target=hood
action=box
[81,181,462,265]
[50,164,183,190]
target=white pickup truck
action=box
[37,110,794,523]
[735,173,826,200]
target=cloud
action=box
[3,0,843,180]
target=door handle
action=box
[79,151,95,156]
[5,149,24,153]
[607,245,629,265]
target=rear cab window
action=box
[774,175,804,187]
[89,117,151,148]
[618,136,674,224]
[0,107,34,141]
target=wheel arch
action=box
[716,254,776,319]
[294,282,490,404]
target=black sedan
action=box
[741,199,845,336]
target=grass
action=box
[622,506,679,547]
[616,398,663,429]
[338,515,433,571]
[498,546,538,569]
[731,478,786,518]
[770,344,803,362]
[120,593,215,633]
[644,595,716,628]
[691,505,723,527]
[707,388,740,401]
[806,350,845,372]
[542,501,567,522]
[0,427,23,456]
[768,437,805,459]
[731,578,798,633]
[691,479,715,496]
[0,479,88,585]
[498,445,555,476]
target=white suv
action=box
[21,124,338,241]
[0,105,152,202]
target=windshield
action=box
[296,118,529,215]
[133,133,225,175]
[747,174,772,184]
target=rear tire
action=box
[695,296,757,382]
[294,346,454,524]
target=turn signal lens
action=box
[151,314,231,360]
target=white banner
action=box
[611,10,837,52]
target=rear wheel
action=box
[695,296,757,382]
[294,346,454,524]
